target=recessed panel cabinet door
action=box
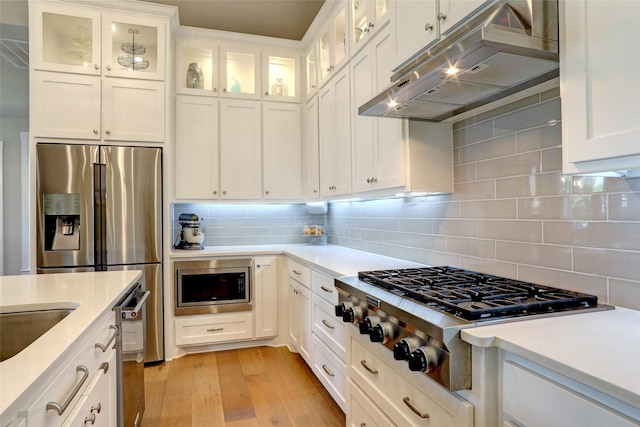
[103,79,165,142]
[561,0,640,174]
[31,72,101,139]
[175,96,219,199]
[220,99,262,199]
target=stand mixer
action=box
[174,213,205,250]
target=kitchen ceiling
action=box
[140,0,325,40]
[0,0,325,40]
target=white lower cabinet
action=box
[349,333,473,427]
[312,334,347,410]
[348,379,393,427]
[24,311,117,427]
[501,353,640,426]
[288,270,312,363]
[174,313,254,346]
[254,256,278,339]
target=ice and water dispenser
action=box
[43,193,81,251]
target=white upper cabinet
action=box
[101,14,166,80]
[176,38,219,96]
[394,0,485,68]
[560,0,640,175]
[262,48,300,102]
[263,102,302,200]
[349,0,391,54]
[31,2,166,80]
[220,44,261,99]
[319,1,349,87]
[305,42,319,99]
[305,95,321,200]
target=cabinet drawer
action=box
[348,379,393,427]
[311,271,338,305]
[287,258,310,285]
[175,313,254,346]
[503,361,638,426]
[350,335,473,427]
[27,311,115,427]
[312,294,347,360]
[312,334,347,410]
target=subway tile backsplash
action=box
[328,92,640,311]
[172,203,324,247]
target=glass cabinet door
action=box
[176,39,219,95]
[351,0,390,52]
[319,27,332,82]
[263,50,299,102]
[220,45,260,99]
[102,14,166,81]
[318,3,349,86]
[31,4,101,75]
[333,7,347,69]
[306,43,318,97]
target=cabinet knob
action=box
[84,413,96,425]
[106,65,112,71]
[265,91,269,95]
[369,22,374,29]
[93,129,99,134]
[94,64,99,70]
[425,22,434,31]
[90,403,102,414]
[223,190,227,195]
[223,88,227,92]
[213,190,217,195]
[438,12,446,21]
[213,88,218,92]
[313,189,318,193]
[265,190,270,195]
[105,130,110,135]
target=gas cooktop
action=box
[357,266,603,321]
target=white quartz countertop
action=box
[461,307,640,409]
[171,243,425,276]
[0,271,141,418]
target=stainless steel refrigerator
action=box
[36,143,164,364]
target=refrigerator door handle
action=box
[94,162,107,270]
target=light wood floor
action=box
[143,346,346,426]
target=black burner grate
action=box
[358,266,598,321]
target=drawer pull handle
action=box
[207,327,224,332]
[95,325,118,352]
[360,359,378,375]
[84,413,96,425]
[403,397,430,419]
[46,365,89,415]
[292,269,302,275]
[91,402,102,414]
[322,364,335,377]
[320,286,333,293]
[322,319,335,329]
[100,362,109,374]
[360,424,366,427]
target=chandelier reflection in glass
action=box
[117,28,149,71]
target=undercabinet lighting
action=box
[387,100,399,108]
[445,66,460,75]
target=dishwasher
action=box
[114,283,150,427]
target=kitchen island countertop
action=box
[0,271,141,419]
[461,307,640,411]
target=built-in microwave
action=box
[174,258,253,316]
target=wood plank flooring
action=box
[143,346,346,426]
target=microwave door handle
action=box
[122,290,151,319]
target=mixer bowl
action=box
[183,226,205,244]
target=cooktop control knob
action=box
[359,315,381,334]
[393,337,422,360]
[342,306,365,324]
[334,301,353,317]
[407,345,441,373]
[369,322,397,344]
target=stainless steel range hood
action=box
[359,0,559,121]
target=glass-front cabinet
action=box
[31,3,101,75]
[176,38,219,95]
[350,0,391,52]
[262,49,300,102]
[220,44,260,99]
[102,15,165,80]
[319,2,348,86]
[31,2,165,80]
[306,42,318,98]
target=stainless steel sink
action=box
[0,309,74,361]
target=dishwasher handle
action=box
[122,290,150,319]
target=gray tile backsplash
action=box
[172,203,324,246]
[328,94,640,311]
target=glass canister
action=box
[186,62,204,89]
